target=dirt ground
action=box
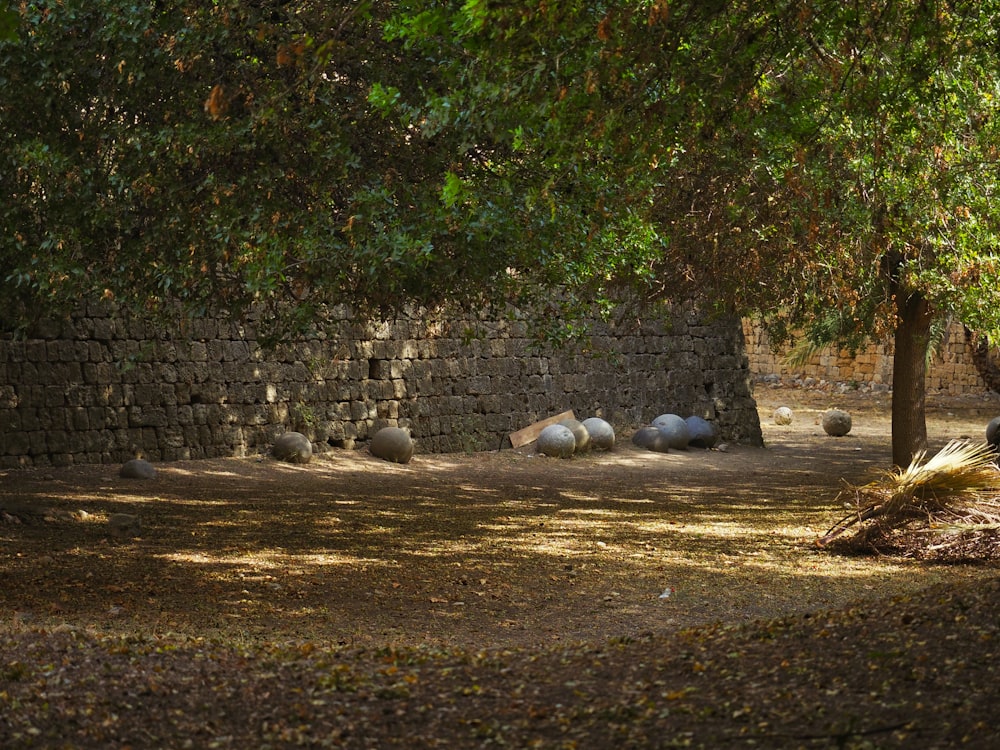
[2,385,1000,747]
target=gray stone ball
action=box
[120,458,157,480]
[684,415,719,449]
[652,413,690,450]
[582,417,615,451]
[773,406,794,425]
[370,427,415,464]
[272,431,313,463]
[987,417,1000,448]
[822,409,853,437]
[558,418,591,452]
[537,424,577,458]
[632,426,670,453]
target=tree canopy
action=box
[381,0,1000,463]
[1,1,529,336]
[4,1,1000,462]
[383,0,1000,323]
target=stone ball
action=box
[772,406,794,425]
[632,426,670,453]
[558,418,591,452]
[272,431,313,463]
[537,424,577,458]
[582,417,615,451]
[822,409,853,437]
[370,427,415,464]
[684,415,719,449]
[987,417,1000,448]
[652,413,690,450]
[120,458,157,480]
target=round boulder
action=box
[370,427,414,464]
[684,415,719,449]
[987,417,1000,448]
[537,424,577,458]
[582,417,615,451]
[773,406,794,425]
[558,418,591,453]
[632,426,670,453]
[120,458,156,480]
[822,409,853,437]
[272,431,313,464]
[652,413,690,450]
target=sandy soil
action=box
[4,386,1000,749]
[2,385,999,651]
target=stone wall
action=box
[743,320,985,395]
[0,305,763,468]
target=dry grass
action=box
[821,440,1000,558]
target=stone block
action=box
[3,429,29,455]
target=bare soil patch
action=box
[2,386,999,747]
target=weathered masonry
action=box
[743,320,986,395]
[0,305,763,468]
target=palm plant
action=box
[820,440,1000,556]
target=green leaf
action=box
[441,171,465,208]
[0,7,17,42]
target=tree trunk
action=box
[891,290,933,467]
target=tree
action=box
[383,0,1000,466]
[0,1,526,339]
[5,1,1000,466]
[757,1,1000,466]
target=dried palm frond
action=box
[819,440,1000,553]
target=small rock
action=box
[120,459,157,480]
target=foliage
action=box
[759,1,1000,345]
[0,4,16,41]
[0,1,525,338]
[5,1,1000,358]
[382,1,1000,341]
[378,0,1000,463]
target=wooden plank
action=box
[508,410,575,449]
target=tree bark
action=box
[891,290,933,467]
